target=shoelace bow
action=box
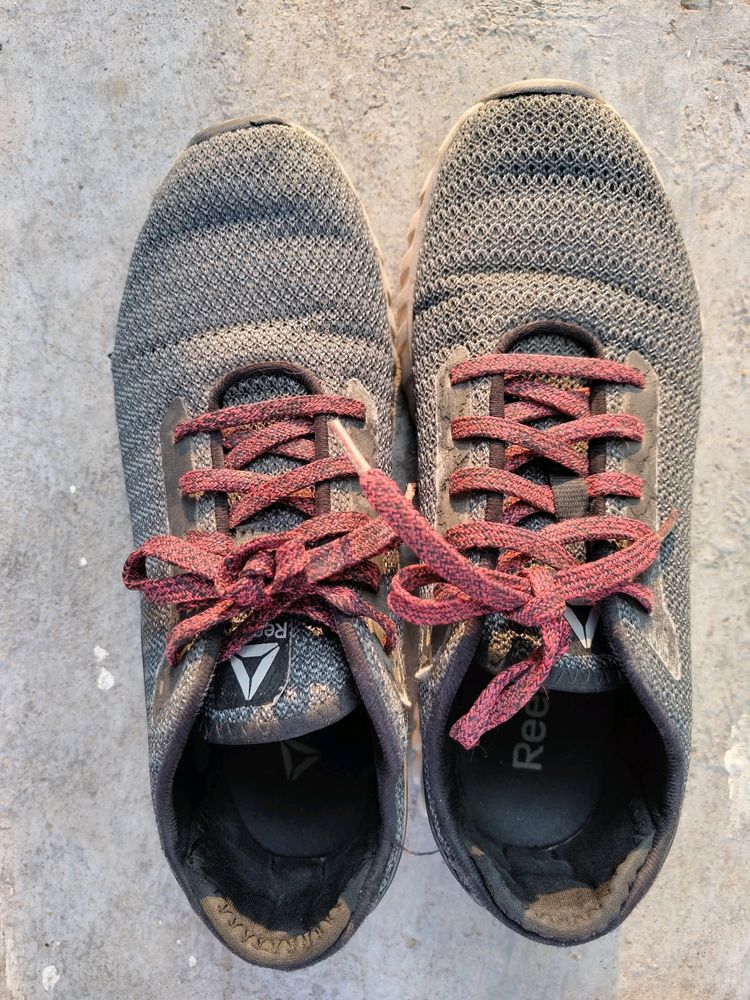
[123,394,402,667]
[123,358,673,750]
[332,351,676,751]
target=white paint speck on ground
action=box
[97,667,115,691]
[93,645,108,662]
[188,955,197,968]
[42,965,60,992]
[68,485,76,494]
[725,713,750,830]
[79,557,87,567]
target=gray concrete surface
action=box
[1,1,749,997]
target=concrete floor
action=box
[1,1,749,997]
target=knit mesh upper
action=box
[112,121,406,968]
[413,92,700,743]
[114,122,400,737]
[411,89,701,942]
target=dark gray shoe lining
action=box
[174,706,381,965]
[448,674,666,940]
[470,794,656,941]
[456,688,619,850]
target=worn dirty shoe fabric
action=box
[112,117,407,969]
[397,81,701,943]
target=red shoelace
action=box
[123,355,673,751]
[332,350,675,751]
[123,395,401,667]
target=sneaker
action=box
[393,80,701,943]
[112,117,407,969]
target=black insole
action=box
[457,687,617,849]
[218,707,378,857]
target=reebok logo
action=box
[227,621,291,706]
[230,643,281,701]
[259,621,289,640]
[512,692,549,771]
[564,601,600,650]
[279,739,321,782]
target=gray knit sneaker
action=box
[112,118,407,969]
[397,81,701,943]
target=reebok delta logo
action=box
[226,620,291,707]
[230,643,281,701]
[279,739,321,782]
[564,601,601,651]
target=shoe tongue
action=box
[480,327,625,695]
[198,369,361,745]
[546,605,624,693]
[202,616,361,745]
[479,613,623,695]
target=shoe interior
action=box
[173,705,380,951]
[450,656,667,939]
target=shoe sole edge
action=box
[188,114,291,146]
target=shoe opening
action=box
[172,704,381,967]
[449,656,668,941]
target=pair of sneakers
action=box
[112,80,701,970]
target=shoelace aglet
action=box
[330,418,371,475]
[330,417,417,503]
